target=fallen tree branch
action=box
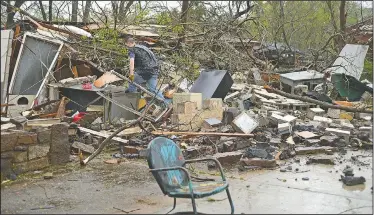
[264,86,372,114]
[152,131,254,137]
[80,90,156,165]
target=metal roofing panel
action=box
[280,70,324,81]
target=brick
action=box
[213,151,242,166]
[295,146,336,155]
[173,93,202,110]
[124,146,139,154]
[176,101,198,115]
[28,145,50,160]
[37,129,51,145]
[306,156,335,165]
[17,132,37,144]
[240,157,276,168]
[13,157,49,174]
[1,131,19,152]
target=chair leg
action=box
[226,188,235,214]
[166,198,177,214]
[191,196,197,214]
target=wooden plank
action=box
[79,127,129,144]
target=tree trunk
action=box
[119,1,134,22]
[48,0,52,22]
[264,86,372,114]
[339,1,347,33]
[71,1,78,22]
[178,0,189,44]
[83,0,91,23]
[5,0,26,28]
[111,1,118,30]
[38,1,47,21]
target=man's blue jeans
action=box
[127,73,171,104]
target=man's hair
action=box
[124,36,135,44]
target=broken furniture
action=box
[190,70,233,100]
[147,137,234,214]
[279,70,324,94]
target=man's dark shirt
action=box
[128,44,159,79]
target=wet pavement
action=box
[1,150,372,214]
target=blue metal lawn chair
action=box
[147,137,234,214]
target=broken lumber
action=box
[152,131,254,137]
[78,127,129,144]
[264,86,372,114]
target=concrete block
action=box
[327,108,341,119]
[278,123,291,134]
[173,93,202,110]
[203,98,223,109]
[176,101,198,115]
[232,112,259,134]
[282,115,297,124]
[240,157,276,168]
[13,157,49,174]
[17,132,37,145]
[28,145,50,160]
[49,123,70,165]
[1,131,20,152]
[307,108,325,120]
[313,116,332,124]
[0,151,28,163]
[213,151,242,166]
[37,128,51,145]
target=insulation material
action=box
[94,72,122,88]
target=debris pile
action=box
[0,16,372,188]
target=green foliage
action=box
[362,59,373,81]
[156,12,172,25]
[91,28,128,67]
[171,53,200,81]
[134,3,149,25]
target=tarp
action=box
[331,73,373,101]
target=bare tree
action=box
[83,0,91,23]
[48,0,52,21]
[71,0,78,22]
[119,0,134,22]
[178,0,189,44]
[5,0,26,27]
[38,0,47,21]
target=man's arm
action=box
[129,51,135,76]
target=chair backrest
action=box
[147,137,188,195]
